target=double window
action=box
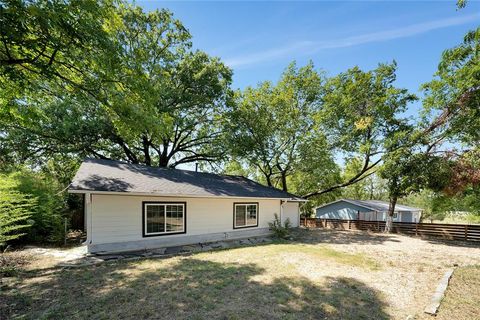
[143,202,186,236]
[234,203,258,229]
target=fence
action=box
[303,218,480,242]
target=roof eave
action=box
[68,189,307,201]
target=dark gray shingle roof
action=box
[69,159,305,201]
[320,199,422,212]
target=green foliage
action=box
[1,1,233,168]
[379,150,452,201]
[320,62,416,155]
[419,28,480,208]
[268,213,291,239]
[304,62,417,199]
[1,0,478,232]
[0,190,35,246]
[457,0,467,9]
[0,170,66,243]
[341,160,388,201]
[224,62,328,191]
[422,27,480,146]
[0,0,118,106]
[288,131,340,197]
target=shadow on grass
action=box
[2,258,389,320]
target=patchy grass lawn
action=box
[1,243,386,320]
[434,265,480,320]
[2,229,480,320]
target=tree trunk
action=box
[265,174,273,187]
[142,135,152,166]
[385,196,397,233]
[158,141,170,167]
[280,171,288,192]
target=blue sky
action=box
[139,1,479,117]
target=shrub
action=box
[0,169,66,244]
[269,213,292,239]
[0,191,36,247]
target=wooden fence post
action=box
[415,221,418,236]
[465,225,468,241]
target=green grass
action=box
[435,265,480,320]
[0,243,388,320]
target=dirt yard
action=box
[1,229,479,319]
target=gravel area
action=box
[291,228,480,318]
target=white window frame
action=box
[143,202,185,236]
[234,203,258,229]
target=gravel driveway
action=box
[292,228,480,318]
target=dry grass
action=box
[2,230,480,320]
[1,242,386,320]
[0,252,32,277]
[434,265,480,320]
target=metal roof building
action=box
[315,199,423,223]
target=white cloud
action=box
[224,14,479,68]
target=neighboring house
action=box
[68,159,306,253]
[315,199,422,223]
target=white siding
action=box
[283,202,299,226]
[90,194,297,245]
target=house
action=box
[68,159,306,253]
[314,199,422,223]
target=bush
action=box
[269,213,292,239]
[0,169,66,244]
[0,191,36,247]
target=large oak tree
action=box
[1,2,233,168]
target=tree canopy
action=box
[1,2,233,168]
[303,62,417,198]
[223,62,329,191]
[1,0,479,243]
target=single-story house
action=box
[314,199,422,223]
[68,159,306,253]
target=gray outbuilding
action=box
[315,199,422,223]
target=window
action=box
[393,212,398,219]
[143,202,186,236]
[234,203,258,228]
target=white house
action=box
[68,159,306,253]
[315,199,423,223]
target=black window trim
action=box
[233,202,259,229]
[142,201,187,237]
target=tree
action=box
[304,62,417,198]
[224,62,323,191]
[419,28,480,222]
[379,149,452,232]
[422,27,480,149]
[0,0,118,102]
[341,158,388,200]
[1,4,233,168]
